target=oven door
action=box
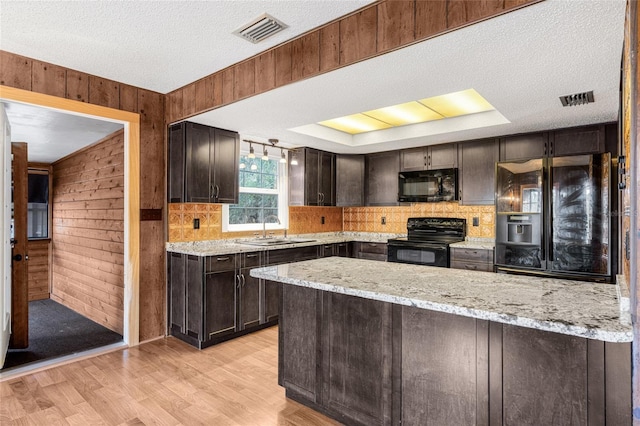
[387,242,449,267]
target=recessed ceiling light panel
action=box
[319,113,392,134]
[419,89,495,117]
[233,13,288,44]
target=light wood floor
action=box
[0,327,341,425]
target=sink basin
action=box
[239,238,316,247]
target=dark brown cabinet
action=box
[551,125,605,157]
[336,154,365,206]
[459,138,499,205]
[238,252,262,331]
[365,151,400,206]
[167,121,240,204]
[354,241,387,261]
[450,247,494,272]
[289,148,336,206]
[400,143,457,171]
[499,133,548,161]
[204,255,238,340]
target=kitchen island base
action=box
[278,284,631,426]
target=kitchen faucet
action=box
[263,215,280,239]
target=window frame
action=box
[222,153,289,233]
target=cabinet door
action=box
[185,123,213,202]
[459,139,499,205]
[499,133,547,161]
[240,252,261,330]
[429,143,457,169]
[168,124,185,203]
[213,128,239,204]
[334,242,352,257]
[319,244,334,257]
[400,147,427,171]
[204,271,237,340]
[322,292,392,425]
[264,280,281,323]
[551,125,605,157]
[168,252,186,332]
[288,149,306,206]
[336,155,364,206]
[366,151,400,206]
[319,151,335,206]
[186,255,204,339]
[305,149,321,205]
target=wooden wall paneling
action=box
[339,6,378,65]
[167,89,183,124]
[505,0,532,8]
[275,44,293,87]
[462,0,505,24]
[137,88,165,341]
[65,70,89,103]
[52,130,125,335]
[25,236,52,304]
[319,22,340,73]
[255,50,276,94]
[194,75,215,113]
[212,72,224,107]
[221,67,235,105]
[31,61,66,98]
[181,83,197,118]
[291,31,320,81]
[415,0,448,40]
[377,0,415,53]
[234,59,256,100]
[0,51,32,90]
[119,84,138,113]
[447,0,468,28]
[89,76,120,109]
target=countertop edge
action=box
[251,266,632,343]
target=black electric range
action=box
[387,217,466,267]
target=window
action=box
[28,171,50,239]
[223,154,288,232]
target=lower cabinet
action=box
[279,286,632,426]
[354,241,387,261]
[450,247,494,272]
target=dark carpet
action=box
[2,299,123,370]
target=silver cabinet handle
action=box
[217,256,230,261]
[241,274,246,287]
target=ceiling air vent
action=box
[559,91,594,107]
[233,13,288,44]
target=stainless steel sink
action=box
[239,238,316,246]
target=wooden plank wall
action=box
[51,130,125,334]
[0,51,166,342]
[165,0,541,123]
[27,240,50,301]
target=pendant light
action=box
[262,146,269,161]
[248,143,255,159]
[280,148,286,163]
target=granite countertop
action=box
[250,257,631,343]
[166,232,404,256]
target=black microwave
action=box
[398,168,458,202]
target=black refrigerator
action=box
[495,153,611,282]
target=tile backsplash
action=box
[167,202,495,242]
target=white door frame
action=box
[0,85,140,347]
[0,103,11,367]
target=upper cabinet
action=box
[289,148,336,206]
[499,125,606,161]
[168,121,240,204]
[459,139,499,205]
[400,143,457,171]
[366,150,400,206]
[336,154,365,207]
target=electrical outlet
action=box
[381,216,386,225]
[193,218,200,229]
[321,216,325,224]
[472,217,479,227]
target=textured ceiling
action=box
[0,0,374,93]
[0,0,627,159]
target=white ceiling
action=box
[0,0,627,159]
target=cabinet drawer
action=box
[450,248,493,263]
[450,260,494,272]
[206,254,236,273]
[358,252,387,262]
[267,245,318,265]
[357,242,387,255]
[242,252,261,268]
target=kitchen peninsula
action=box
[251,257,632,426]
